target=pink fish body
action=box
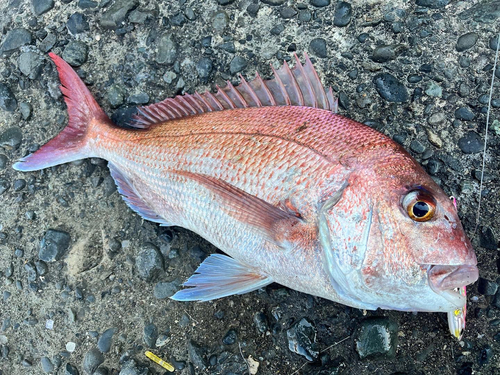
[14,53,478,335]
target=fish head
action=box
[319,152,478,313]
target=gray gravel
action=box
[1,0,499,374]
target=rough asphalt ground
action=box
[0,0,499,374]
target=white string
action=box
[474,32,500,235]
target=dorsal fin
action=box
[129,53,338,129]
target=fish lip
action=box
[426,264,479,297]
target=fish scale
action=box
[13,52,478,339]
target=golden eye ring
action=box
[403,190,436,222]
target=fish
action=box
[13,52,478,338]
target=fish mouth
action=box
[427,264,479,302]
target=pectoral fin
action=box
[171,254,272,301]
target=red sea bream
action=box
[13,53,479,338]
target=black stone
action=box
[78,0,98,8]
[218,41,235,53]
[490,35,499,51]
[456,32,479,52]
[39,33,57,53]
[310,0,330,7]
[170,12,187,26]
[40,356,54,373]
[371,44,406,63]
[253,312,269,334]
[457,131,482,154]
[356,318,398,359]
[0,84,17,112]
[373,73,409,102]
[135,244,164,281]
[229,56,247,74]
[62,41,88,66]
[0,179,8,196]
[0,127,22,149]
[18,51,43,80]
[154,280,180,299]
[39,229,71,262]
[156,33,178,65]
[247,3,259,17]
[188,340,207,370]
[333,1,352,27]
[416,0,450,8]
[218,0,235,5]
[477,278,498,296]
[261,0,286,5]
[410,139,426,153]
[222,329,238,345]
[309,38,327,58]
[196,57,213,79]
[280,7,297,19]
[82,348,104,374]
[97,328,116,353]
[480,227,498,250]
[0,28,33,54]
[287,318,319,361]
[100,0,139,29]
[67,13,89,34]
[32,0,54,16]
[270,24,285,35]
[65,363,79,375]
[0,154,7,169]
[459,1,500,24]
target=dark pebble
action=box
[170,12,186,26]
[135,244,164,281]
[107,85,125,108]
[333,1,352,27]
[0,127,22,149]
[35,260,48,276]
[280,7,297,19]
[127,92,149,105]
[26,209,36,220]
[156,33,178,65]
[222,329,237,345]
[311,0,330,7]
[456,32,479,52]
[97,328,116,353]
[358,33,368,43]
[78,0,98,8]
[196,57,213,79]
[185,8,196,20]
[229,56,247,74]
[480,227,498,250]
[253,312,269,334]
[218,0,235,4]
[40,356,54,373]
[0,154,7,169]
[270,24,285,35]
[247,3,259,17]
[19,102,32,120]
[24,261,37,282]
[3,291,11,301]
[410,140,426,153]
[14,248,24,257]
[67,13,90,34]
[65,363,79,375]
[287,317,319,361]
[0,28,32,54]
[261,0,285,4]
[0,84,17,112]
[407,74,422,83]
[416,0,450,8]
[458,83,470,97]
[82,348,104,374]
[490,35,499,51]
[218,41,235,53]
[371,44,406,63]
[39,229,71,262]
[298,10,312,22]
[188,340,207,370]
[427,159,441,175]
[32,0,54,16]
[356,318,398,359]
[100,0,139,29]
[13,179,26,191]
[153,280,180,299]
[479,345,493,366]
[39,33,57,53]
[457,131,482,154]
[18,51,43,80]
[309,38,327,58]
[459,1,500,24]
[478,278,498,296]
[62,41,88,66]
[373,73,409,102]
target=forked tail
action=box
[13,53,110,172]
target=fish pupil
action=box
[413,201,429,217]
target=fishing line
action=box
[474,31,500,236]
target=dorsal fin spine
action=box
[257,72,276,106]
[195,92,214,111]
[294,54,317,108]
[239,75,262,107]
[283,61,304,106]
[205,90,224,110]
[271,66,291,105]
[216,85,236,109]
[227,81,249,108]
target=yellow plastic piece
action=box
[145,351,175,372]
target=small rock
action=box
[456,32,479,52]
[156,33,178,65]
[212,11,229,33]
[97,328,116,353]
[128,92,149,105]
[309,38,327,58]
[107,84,125,108]
[371,44,406,63]
[196,57,213,79]
[261,0,285,4]
[32,0,54,15]
[457,131,482,154]
[247,3,259,17]
[135,244,163,281]
[78,0,98,9]
[100,0,139,29]
[0,28,32,54]
[477,278,498,296]
[0,84,17,112]
[170,12,186,26]
[18,51,43,80]
[410,140,426,154]
[480,227,497,250]
[0,154,8,169]
[153,280,180,299]
[62,41,88,66]
[67,13,90,34]
[188,340,207,370]
[82,348,104,374]
[19,102,32,120]
[426,129,443,148]
[0,127,22,149]
[280,7,297,19]
[287,318,319,361]
[218,0,235,4]
[142,322,158,348]
[222,329,237,345]
[65,363,79,375]
[218,41,235,53]
[40,356,54,373]
[333,1,352,27]
[66,342,77,353]
[39,229,71,262]
[373,73,409,102]
[39,33,57,53]
[427,112,446,126]
[253,312,269,334]
[163,71,177,84]
[311,0,330,7]
[356,318,398,359]
[128,9,149,24]
[425,82,442,98]
[270,24,285,35]
[455,107,474,121]
[416,0,450,8]
[479,345,493,366]
[230,56,247,74]
[298,10,312,22]
[490,35,499,51]
[459,1,500,24]
[35,260,48,276]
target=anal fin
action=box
[108,163,171,226]
[171,254,272,302]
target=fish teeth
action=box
[447,286,466,340]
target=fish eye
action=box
[403,190,436,222]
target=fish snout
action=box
[428,264,479,292]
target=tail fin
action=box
[13,53,110,172]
